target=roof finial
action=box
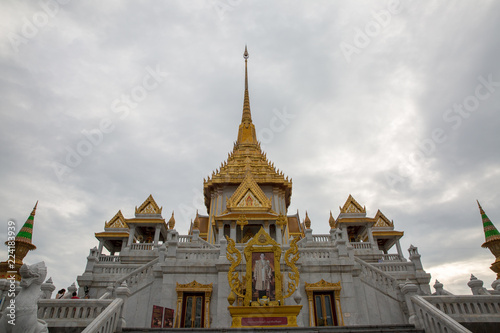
[242,45,251,123]
[236,45,258,145]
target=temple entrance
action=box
[174,280,213,328]
[305,279,344,327]
[313,292,337,326]
[181,293,204,328]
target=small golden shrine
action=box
[226,228,302,328]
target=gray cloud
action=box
[0,0,499,295]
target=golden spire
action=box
[329,211,336,229]
[193,210,200,230]
[237,45,258,145]
[304,211,311,229]
[168,211,175,230]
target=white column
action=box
[97,239,104,256]
[218,222,224,243]
[153,225,161,247]
[396,239,404,260]
[230,222,236,240]
[127,225,136,246]
[277,227,283,244]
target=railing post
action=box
[115,282,131,332]
[40,277,56,299]
[401,280,421,327]
[84,247,99,274]
[219,238,227,259]
[167,231,178,258]
[304,228,313,243]
[158,243,166,263]
[467,274,490,295]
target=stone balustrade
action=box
[351,242,372,250]
[177,248,220,260]
[299,248,332,260]
[94,265,138,275]
[312,234,330,243]
[178,235,191,243]
[81,298,124,333]
[38,299,113,329]
[422,295,500,323]
[411,295,471,333]
[373,262,415,274]
[354,257,399,299]
[115,258,158,291]
[130,243,154,251]
[98,255,121,263]
[381,254,404,261]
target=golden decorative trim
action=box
[276,213,287,230]
[226,236,245,299]
[175,280,213,328]
[304,279,343,327]
[135,194,162,215]
[339,194,366,214]
[105,210,128,228]
[283,236,300,299]
[226,173,272,212]
[373,210,394,228]
[237,215,248,231]
[95,232,129,238]
[243,228,283,306]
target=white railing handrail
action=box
[115,257,159,287]
[373,261,415,273]
[38,299,113,323]
[351,242,372,249]
[411,295,471,333]
[98,255,121,263]
[82,298,123,333]
[354,257,399,299]
[197,237,217,249]
[130,243,154,250]
[178,235,192,242]
[312,234,330,242]
[422,295,500,317]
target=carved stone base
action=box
[228,305,302,328]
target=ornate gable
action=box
[105,210,128,229]
[226,173,272,212]
[135,194,162,215]
[374,210,394,228]
[339,194,366,214]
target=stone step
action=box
[124,324,424,333]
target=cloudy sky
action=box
[1,0,499,295]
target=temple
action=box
[1,48,500,332]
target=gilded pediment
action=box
[135,194,162,215]
[226,173,272,212]
[374,210,394,228]
[105,210,128,229]
[339,194,366,214]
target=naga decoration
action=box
[283,236,300,299]
[276,212,288,230]
[226,236,245,298]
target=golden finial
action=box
[329,211,336,229]
[168,211,175,229]
[193,210,200,230]
[237,214,248,231]
[304,211,311,229]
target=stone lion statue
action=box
[0,261,48,333]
